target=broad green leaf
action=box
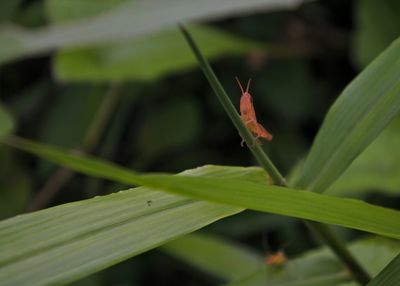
[0,165,256,286]
[4,136,400,239]
[162,233,262,282]
[53,26,259,82]
[227,236,400,286]
[326,116,400,197]
[367,253,400,286]
[354,0,400,68]
[0,0,301,65]
[0,104,14,140]
[295,36,400,193]
[46,1,259,82]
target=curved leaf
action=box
[295,36,400,193]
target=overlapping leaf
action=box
[3,136,400,240]
[295,36,400,193]
[0,0,301,65]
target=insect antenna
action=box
[246,78,252,93]
[235,76,245,94]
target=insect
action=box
[236,77,273,146]
[265,250,286,266]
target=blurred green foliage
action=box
[1,0,400,285]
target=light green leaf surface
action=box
[53,26,259,82]
[0,104,14,140]
[162,233,262,282]
[46,0,260,82]
[354,0,400,68]
[4,136,400,239]
[367,253,400,286]
[227,236,400,286]
[326,116,400,197]
[0,165,254,286]
[295,36,400,193]
[0,0,301,65]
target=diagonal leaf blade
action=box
[3,136,400,240]
[295,36,400,193]
[0,0,301,65]
[367,252,400,286]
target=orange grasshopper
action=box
[265,250,286,266]
[236,77,273,146]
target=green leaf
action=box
[354,0,400,68]
[162,233,262,282]
[0,165,251,286]
[227,236,400,286]
[4,136,400,240]
[295,36,400,193]
[0,103,14,140]
[367,253,400,286]
[53,26,259,82]
[326,116,400,197]
[45,0,128,23]
[0,0,301,65]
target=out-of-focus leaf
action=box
[0,103,14,140]
[53,26,259,82]
[45,0,128,23]
[227,237,400,286]
[295,36,400,193]
[326,116,400,197]
[0,165,252,286]
[354,0,400,68]
[46,0,260,82]
[367,253,400,286]
[0,0,302,65]
[4,136,400,240]
[162,234,262,282]
[136,99,200,160]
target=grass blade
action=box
[3,136,400,240]
[296,36,400,193]
[367,253,400,285]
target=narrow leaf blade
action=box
[296,36,400,193]
[367,253,400,286]
[4,136,400,240]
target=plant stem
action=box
[179,24,370,285]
